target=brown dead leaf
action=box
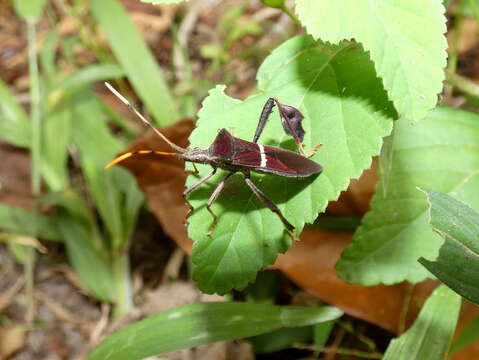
[115,119,194,251]
[326,158,378,216]
[0,325,25,360]
[273,228,437,333]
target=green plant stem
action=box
[25,250,36,324]
[112,249,133,318]
[446,70,479,99]
[27,19,42,195]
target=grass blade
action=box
[87,303,342,360]
[0,204,61,241]
[419,189,479,304]
[41,100,71,191]
[0,78,31,148]
[50,63,125,91]
[90,0,179,126]
[383,285,461,360]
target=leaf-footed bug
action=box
[104,83,322,240]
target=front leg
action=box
[206,172,234,236]
[298,142,322,158]
[183,168,217,219]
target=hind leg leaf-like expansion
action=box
[243,172,297,241]
[206,173,234,237]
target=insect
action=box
[104,83,322,239]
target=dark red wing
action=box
[231,137,322,177]
[260,145,322,177]
[209,129,235,159]
[230,137,262,166]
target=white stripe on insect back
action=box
[258,144,267,167]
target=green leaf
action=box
[90,0,179,126]
[0,78,31,148]
[337,106,479,285]
[86,303,342,360]
[0,204,61,241]
[295,0,448,122]
[450,316,479,354]
[188,35,395,294]
[14,0,46,21]
[50,64,125,91]
[383,285,461,360]
[419,189,479,304]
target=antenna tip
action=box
[104,82,129,106]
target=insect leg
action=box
[183,168,217,218]
[206,172,234,236]
[253,97,275,143]
[243,173,297,240]
[186,163,199,175]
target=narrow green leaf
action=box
[50,64,125,91]
[450,316,479,354]
[419,189,479,304]
[337,107,479,285]
[313,321,334,352]
[0,204,61,241]
[56,211,115,302]
[295,0,448,122]
[86,303,342,360]
[0,78,31,148]
[41,100,71,191]
[70,88,143,251]
[90,0,179,126]
[189,35,394,294]
[383,285,461,360]
[41,190,115,301]
[14,0,46,21]
[39,31,59,82]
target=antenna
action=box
[105,82,186,153]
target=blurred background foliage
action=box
[1,0,479,359]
